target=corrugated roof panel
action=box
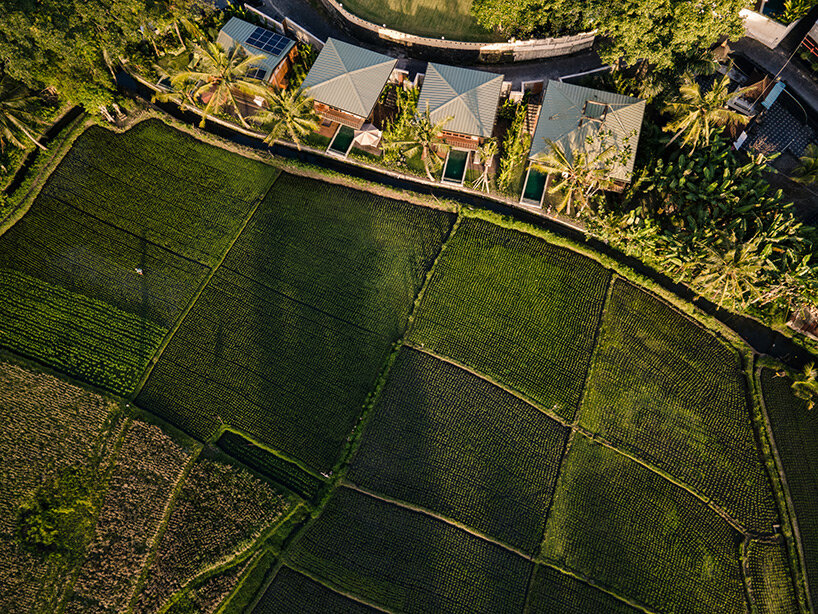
[530,80,645,183]
[217,17,295,81]
[417,63,503,138]
[301,38,397,118]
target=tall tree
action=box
[472,138,498,192]
[157,41,270,128]
[251,88,319,150]
[470,0,583,38]
[532,140,616,214]
[588,0,745,72]
[0,78,46,152]
[663,72,750,149]
[388,109,452,181]
[0,0,149,109]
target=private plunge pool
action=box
[442,149,469,184]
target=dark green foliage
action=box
[347,347,568,553]
[541,434,746,614]
[746,540,799,614]
[588,0,744,72]
[526,564,641,613]
[579,279,778,533]
[217,431,325,501]
[409,218,610,420]
[761,367,818,597]
[43,121,280,267]
[17,464,103,557]
[591,136,816,314]
[138,174,455,472]
[288,487,532,614]
[254,566,380,614]
[0,269,167,395]
[470,0,583,39]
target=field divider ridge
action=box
[753,362,814,613]
[281,563,396,614]
[55,414,135,614]
[739,536,756,614]
[530,428,576,566]
[403,342,574,428]
[124,442,204,614]
[570,429,753,537]
[571,271,616,427]
[130,173,283,401]
[341,481,536,561]
[535,560,660,614]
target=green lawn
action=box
[340,0,501,41]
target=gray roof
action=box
[530,80,645,183]
[301,38,397,118]
[416,63,503,138]
[217,17,295,82]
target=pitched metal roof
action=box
[530,80,645,183]
[416,63,503,138]
[301,38,397,118]
[217,17,295,82]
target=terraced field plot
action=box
[347,346,568,553]
[579,278,778,533]
[541,434,746,614]
[409,217,611,420]
[286,486,533,614]
[746,541,799,614]
[761,367,818,603]
[0,269,166,395]
[254,566,381,613]
[526,564,641,614]
[138,174,455,472]
[0,120,278,395]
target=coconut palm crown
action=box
[0,78,46,152]
[251,87,319,150]
[663,72,751,150]
[158,40,271,128]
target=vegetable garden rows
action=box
[0,120,809,614]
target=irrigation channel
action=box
[110,71,818,370]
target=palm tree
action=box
[156,40,270,128]
[472,138,497,192]
[251,88,319,150]
[531,140,615,214]
[663,72,750,150]
[692,232,769,309]
[792,143,818,184]
[0,78,46,152]
[792,362,818,409]
[390,108,452,181]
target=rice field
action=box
[0,120,805,613]
[137,174,454,472]
[347,346,568,553]
[409,217,611,420]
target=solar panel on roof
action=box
[246,26,290,56]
